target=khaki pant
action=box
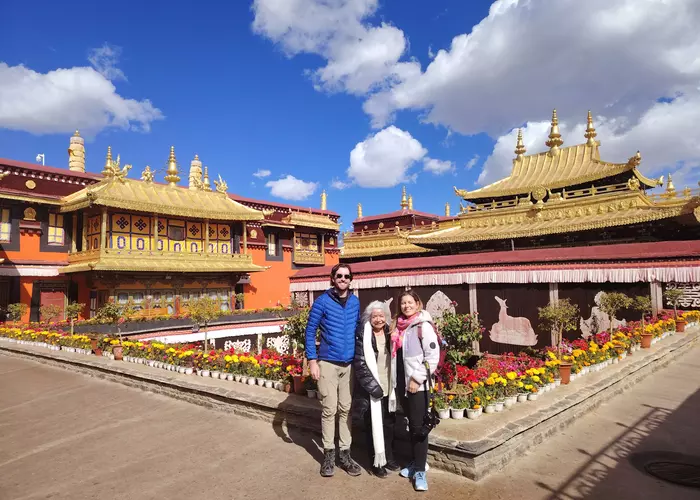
[317,361,353,450]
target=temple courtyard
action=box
[1,341,699,500]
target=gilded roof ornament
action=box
[213,174,228,194]
[400,186,409,209]
[357,203,363,219]
[545,109,564,156]
[665,173,676,196]
[445,202,450,217]
[320,190,327,210]
[584,110,598,146]
[514,129,526,160]
[164,146,180,186]
[141,166,155,183]
[102,146,114,176]
[408,194,413,210]
[189,154,203,190]
[627,151,642,168]
[454,186,469,199]
[262,208,275,217]
[202,166,211,191]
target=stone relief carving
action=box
[425,290,455,324]
[580,291,627,338]
[266,335,290,354]
[489,296,538,346]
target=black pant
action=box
[401,390,429,472]
[364,396,396,464]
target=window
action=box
[267,233,277,256]
[0,209,10,243]
[295,232,319,252]
[48,213,65,245]
[168,225,185,241]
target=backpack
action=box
[417,320,447,371]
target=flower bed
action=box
[432,314,687,420]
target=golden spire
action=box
[445,202,450,217]
[514,129,526,160]
[68,130,85,173]
[357,203,363,219]
[545,109,564,156]
[665,173,676,196]
[74,130,80,137]
[102,146,113,175]
[189,154,203,190]
[164,146,180,186]
[408,194,413,210]
[202,166,211,191]
[320,190,327,210]
[584,110,598,146]
[400,186,408,209]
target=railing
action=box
[293,250,324,265]
[68,248,254,264]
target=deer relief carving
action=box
[489,296,538,346]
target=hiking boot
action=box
[320,449,335,477]
[413,471,428,491]
[385,459,400,472]
[370,465,388,478]
[338,448,362,476]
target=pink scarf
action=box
[391,313,417,358]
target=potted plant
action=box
[64,302,86,337]
[664,288,685,332]
[95,300,136,360]
[437,308,484,388]
[39,304,62,325]
[599,292,632,333]
[538,298,580,384]
[282,307,312,388]
[434,393,451,419]
[7,303,28,324]
[304,375,317,398]
[188,296,223,351]
[450,395,467,419]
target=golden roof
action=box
[282,211,339,231]
[342,230,435,258]
[59,176,263,221]
[61,248,266,274]
[408,190,696,245]
[455,111,661,201]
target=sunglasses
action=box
[334,274,352,280]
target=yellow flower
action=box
[517,381,524,388]
[471,382,480,389]
[506,372,517,380]
[532,375,541,383]
[490,372,499,379]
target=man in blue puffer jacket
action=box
[306,263,362,478]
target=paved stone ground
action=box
[1,342,699,500]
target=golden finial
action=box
[627,150,642,168]
[400,186,408,209]
[514,129,526,160]
[213,174,228,194]
[584,110,597,146]
[202,166,211,191]
[445,202,450,217]
[666,173,676,196]
[164,146,180,186]
[102,146,114,175]
[545,109,564,156]
[683,186,692,198]
[357,203,363,219]
[74,130,80,137]
[141,165,155,183]
[320,190,327,210]
[188,154,203,190]
[408,194,413,210]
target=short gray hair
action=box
[362,299,392,325]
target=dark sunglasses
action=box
[334,273,352,280]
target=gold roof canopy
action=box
[456,110,661,201]
[282,211,340,231]
[60,176,263,221]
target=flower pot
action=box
[494,401,505,412]
[185,367,194,375]
[94,347,103,357]
[90,339,98,354]
[247,378,256,386]
[559,362,572,384]
[466,408,481,420]
[240,376,248,384]
[226,373,234,381]
[112,345,123,361]
[554,378,561,387]
[275,381,284,391]
[210,371,220,379]
[676,319,686,333]
[504,396,517,408]
[450,408,465,419]
[517,393,528,403]
[306,389,317,398]
[264,380,274,389]
[257,378,266,386]
[234,375,241,382]
[284,383,292,393]
[201,369,210,377]
[293,375,305,394]
[178,366,186,374]
[484,404,496,414]
[437,408,451,419]
[641,333,653,349]
[528,392,539,401]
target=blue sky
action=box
[1,0,699,232]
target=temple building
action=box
[341,186,454,262]
[293,109,700,355]
[0,133,339,322]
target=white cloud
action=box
[266,175,319,200]
[347,126,426,187]
[252,0,419,94]
[88,43,127,81]
[423,157,454,175]
[0,59,162,135]
[365,0,700,135]
[253,169,272,178]
[331,178,353,189]
[465,154,480,170]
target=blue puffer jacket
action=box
[305,289,360,363]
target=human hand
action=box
[408,378,420,393]
[309,360,320,381]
